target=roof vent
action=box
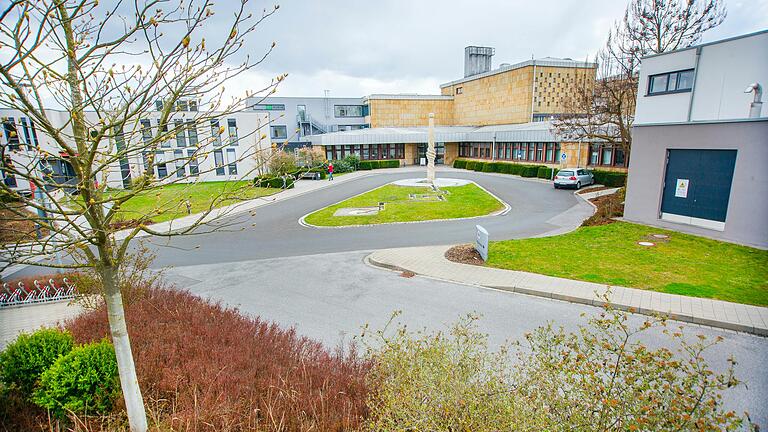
[464,46,495,77]
[499,63,511,68]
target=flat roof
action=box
[364,94,454,101]
[439,57,597,89]
[310,121,604,145]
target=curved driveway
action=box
[147,169,593,268]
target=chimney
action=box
[464,46,495,78]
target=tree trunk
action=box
[101,265,148,432]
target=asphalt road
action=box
[144,168,592,268]
[166,251,768,427]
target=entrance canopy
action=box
[309,121,568,146]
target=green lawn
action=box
[486,222,768,306]
[102,181,278,223]
[304,183,504,227]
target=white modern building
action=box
[624,30,768,248]
[245,96,368,152]
[1,105,272,193]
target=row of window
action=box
[254,104,369,119]
[648,69,694,95]
[139,118,238,148]
[2,117,39,150]
[145,147,238,180]
[154,99,198,112]
[324,144,405,161]
[459,142,563,163]
[458,142,629,167]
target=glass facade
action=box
[588,144,629,168]
[459,142,561,163]
[324,144,404,161]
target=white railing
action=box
[0,278,76,307]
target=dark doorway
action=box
[660,149,737,227]
[416,143,445,165]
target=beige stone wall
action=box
[440,65,596,126]
[367,98,454,128]
[444,143,459,165]
[404,143,418,166]
[441,66,534,126]
[532,66,596,117]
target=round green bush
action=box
[33,340,120,419]
[0,328,74,396]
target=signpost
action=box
[555,152,567,180]
[475,225,489,261]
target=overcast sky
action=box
[231,0,768,100]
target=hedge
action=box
[453,159,467,169]
[537,166,554,179]
[520,165,540,178]
[472,161,486,172]
[254,175,295,189]
[358,160,400,170]
[592,170,628,187]
[465,160,477,171]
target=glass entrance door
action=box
[416,143,445,165]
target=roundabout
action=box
[300,177,507,228]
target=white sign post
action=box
[475,225,489,261]
[675,179,690,198]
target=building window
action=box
[174,120,186,147]
[155,100,164,111]
[174,149,184,178]
[186,122,198,146]
[187,149,199,176]
[3,117,22,151]
[140,119,152,145]
[227,119,238,145]
[20,118,38,147]
[1,156,18,187]
[252,103,285,111]
[505,143,511,160]
[214,149,225,175]
[588,144,628,167]
[226,148,237,175]
[270,125,287,140]
[159,120,171,148]
[210,120,222,146]
[536,143,544,161]
[176,100,188,111]
[155,151,168,178]
[189,100,198,112]
[334,105,364,118]
[456,87,463,95]
[648,69,695,95]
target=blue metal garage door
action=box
[661,149,737,224]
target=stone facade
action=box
[444,143,459,165]
[365,96,454,128]
[439,63,596,126]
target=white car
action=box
[554,168,594,189]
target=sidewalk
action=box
[367,245,768,336]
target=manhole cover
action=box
[651,234,669,239]
[637,241,655,247]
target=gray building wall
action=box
[245,96,367,150]
[624,120,768,249]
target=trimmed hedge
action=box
[453,159,627,184]
[537,166,554,179]
[592,170,628,187]
[520,165,540,178]
[254,175,295,189]
[358,159,399,170]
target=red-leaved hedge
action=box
[65,288,370,431]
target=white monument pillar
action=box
[426,113,436,184]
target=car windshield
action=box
[558,171,574,177]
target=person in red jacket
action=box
[328,162,334,181]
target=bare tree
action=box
[553,0,726,152]
[0,1,283,430]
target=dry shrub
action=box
[65,288,370,431]
[582,188,626,226]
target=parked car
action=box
[554,168,594,189]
